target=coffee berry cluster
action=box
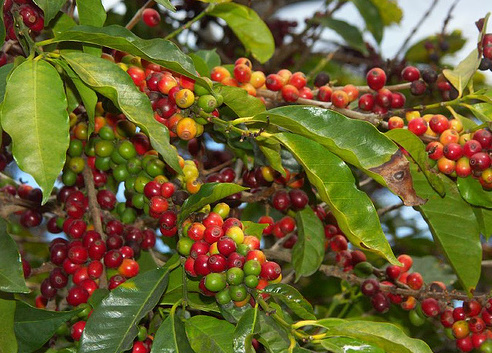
[177,207,282,306]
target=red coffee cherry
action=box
[366,68,386,90]
[142,8,161,27]
[401,66,420,82]
[421,298,441,317]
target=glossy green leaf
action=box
[52,25,209,88]
[215,85,266,117]
[0,59,69,204]
[194,49,220,72]
[263,284,316,320]
[0,219,29,293]
[411,164,481,293]
[457,177,492,209]
[275,132,398,264]
[369,0,402,25]
[177,182,248,225]
[0,63,13,104]
[351,0,383,43]
[62,52,181,173]
[257,311,292,352]
[77,0,106,27]
[185,315,234,353]
[220,301,252,323]
[443,49,482,97]
[474,207,492,239]
[250,106,424,206]
[233,305,259,353]
[405,30,466,63]
[303,318,432,353]
[411,256,456,285]
[292,207,325,279]
[155,0,176,12]
[385,128,445,196]
[189,53,211,77]
[79,255,179,353]
[52,13,77,35]
[312,17,367,54]
[33,0,66,24]
[321,337,385,353]
[463,103,492,123]
[447,107,479,130]
[0,294,17,353]
[151,311,193,353]
[256,138,284,175]
[242,221,267,240]
[14,301,81,353]
[208,3,274,63]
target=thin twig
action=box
[441,0,460,36]
[377,202,405,216]
[264,249,490,303]
[202,159,234,176]
[125,0,156,30]
[394,0,440,59]
[82,165,106,240]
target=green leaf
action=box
[474,207,492,239]
[350,0,383,43]
[194,49,220,72]
[155,0,176,12]
[411,256,456,286]
[275,132,398,265]
[79,255,179,353]
[0,59,69,204]
[208,3,274,63]
[457,177,492,209]
[185,315,235,353]
[321,337,384,353]
[151,310,193,353]
[0,294,17,353]
[311,17,367,54]
[14,301,81,353]
[233,305,260,353]
[369,0,402,25]
[0,219,29,293]
[77,0,106,27]
[220,302,252,323]
[291,207,325,279]
[177,182,248,225]
[303,318,432,353]
[405,30,466,63]
[33,0,66,24]
[263,284,316,320]
[189,53,211,77]
[256,137,284,175]
[52,25,210,88]
[250,106,424,207]
[242,221,267,240]
[62,52,181,173]
[385,128,445,196]
[52,13,77,35]
[411,164,481,293]
[0,63,13,104]
[257,311,292,353]
[215,85,266,117]
[443,49,482,97]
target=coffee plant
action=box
[0,0,492,352]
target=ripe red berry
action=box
[118,259,140,278]
[470,152,491,171]
[66,286,89,306]
[358,93,375,111]
[473,129,492,149]
[272,190,291,211]
[390,92,406,109]
[281,84,299,102]
[401,66,420,82]
[456,336,473,352]
[406,272,423,290]
[385,265,401,280]
[421,298,441,317]
[71,320,86,341]
[407,117,428,136]
[375,88,392,108]
[463,140,482,158]
[104,250,123,269]
[361,279,380,296]
[317,85,332,102]
[429,114,449,134]
[443,142,463,161]
[463,300,482,317]
[366,68,386,90]
[260,261,281,281]
[331,90,349,108]
[142,8,160,27]
[194,254,211,276]
[371,292,390,313]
